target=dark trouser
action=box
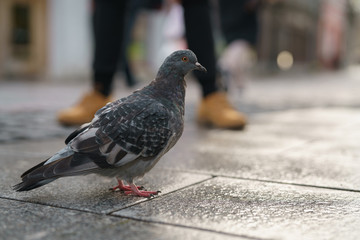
[219,0,258,45]
[92,0,218,97]
[92,0,126,96]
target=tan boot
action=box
[197,92,247,129]
[57,91,113,126]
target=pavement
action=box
[1,69,360,240]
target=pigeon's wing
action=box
[64,122,91,144]
[63,98,126,145]
[69,98,173,169]
[94,99,174,164]
[69,96,151,154]
[98,100,173,156]
[95,97,125,118]
[63,97,127,145]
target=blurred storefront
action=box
[257,0,360,72]
[257,0,319,71]
[0,0,47,78]
[0,0,91,80]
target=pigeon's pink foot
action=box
[124,184,161,198]
[111,179,143,192]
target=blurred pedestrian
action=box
[218,0,259,89]
[57,0,247,129]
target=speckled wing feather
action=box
[67,91,175,170]
[93,94,174,158]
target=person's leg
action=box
[182,0,247,129]
[182,0,217,98]
[219,0,258,46]
[218,0,258,92]
[58,0,127,125]
[93,0,127,96]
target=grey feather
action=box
[13,49,207,192]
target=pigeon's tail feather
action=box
[13,178,57,191]
[13,154,74,192]
[14,148,99,192]
[20,158,50,178]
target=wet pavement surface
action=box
[1,71,360,240]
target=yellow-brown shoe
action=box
[57,91,113,126]
[197,92,247,129]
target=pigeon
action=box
[13,49,207,197]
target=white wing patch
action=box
[100,141,143,167]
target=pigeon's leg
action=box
[111,178,143,191]
[124,183,160,198]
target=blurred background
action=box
[1,0,360,142]
[1,0,360,81]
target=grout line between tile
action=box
[157,168,360,193]
[0,195,101,214]
[214,175,360,193]
[0,195,270,240]
[108,214,273,240]
[105,176,215,214]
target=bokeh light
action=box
[277,51,294,70]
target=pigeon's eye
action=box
[181,56,188,62]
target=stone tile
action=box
[156,109,360,191]
[284,131,360,161]
[252,108,360,126]
[245,121,343,142]
[0,198,242,240]
[160,148,360,191]
[0,138,70,157]
[1,153,211,214]
[240,108,360,144]
[180,128,308,156]
[0,111,71,143]
[113,177,360,240]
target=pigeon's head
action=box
[161,50,207,77]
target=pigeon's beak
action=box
[195,62,207,72]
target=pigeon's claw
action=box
[124,184,160,198]
[111,179,143,192]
